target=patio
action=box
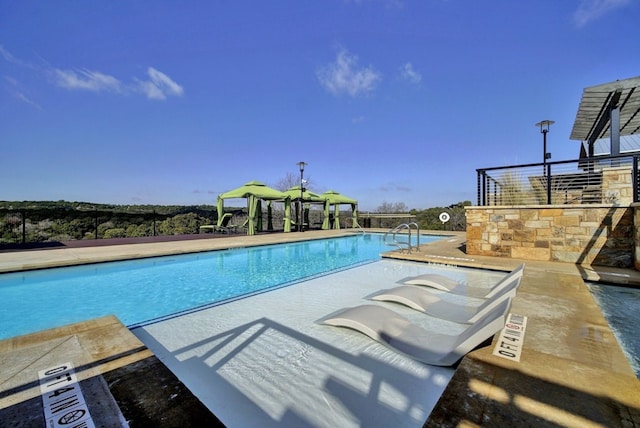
[0,229,638,426]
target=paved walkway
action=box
[0,229,639,426]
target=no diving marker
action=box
[439,212,450,223]
[493,313,528,362]
[39,362,96,428]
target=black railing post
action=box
[94,208,98,239]
[631,155,639,202]
[492,179,498,205]
[477,170,483,205]
[546,163,552,204]
[482,172,488,205]
[476,171,480,205]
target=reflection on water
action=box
[587,283,640,378]
[0,234,447,340]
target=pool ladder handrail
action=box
[384,222,420,253]
[345,217,366,234]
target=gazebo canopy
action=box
[321,190,358,229]
[284,185,326,202]
[217,181,291,235]
[285,186,328,231]
[219,180,288,201]
[321,189,357,205]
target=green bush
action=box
[103,228,127,239]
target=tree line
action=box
[0,201,226,244]
[0,199,470,245]
[374,200,470,231]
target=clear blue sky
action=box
[1,1,639,211]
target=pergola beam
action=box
[586,90,621,156]
[570,76,640,159]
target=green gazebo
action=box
[283,185,326,230]
[217,181,291,235]
[321,190,358,229]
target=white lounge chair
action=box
[400,264,525,298]
[321,298,512,366]
[368,265,522,323]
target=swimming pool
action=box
[0,233,445,341]
[133,258,500,428]
[587,282,640,378]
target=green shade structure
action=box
[284,201,291,232]
[267,201,273,231]
[217,180,291,235]
[322,199,331,230]
[321,190,358,229]
[256,199,263,232]
[283,185,325,202]
[216,197,225,226]
[284,185,327,231]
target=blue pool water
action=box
[587,283,640,378]
[0,233,444,341]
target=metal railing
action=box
[0,205,349,246]
[0,207,216,245]
[344,217,366,234]
[477,154,640,206]
[384,222,420,253]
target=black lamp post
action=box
[535,120,554,174]
[297,161,307,232]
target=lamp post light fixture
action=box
[535,120,555,173]
[297,161,307,232]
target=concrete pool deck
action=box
[0,229,639,426]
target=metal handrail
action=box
[408,222,420,251]
[384,224,410,253]
[345,217,366,234]
[477,153,640,206]
[384,222,419,253]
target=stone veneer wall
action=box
[465,204,637,268]
[602,165,633,205]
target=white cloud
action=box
[52,66,183,100]
[0,45,184,101]
[136,67,184,100]
[317,49,381,97]
[16,92,42,109]
[0,44,184,103]
[52,68,123,93]
[1,44,184,102]
[4,76,42,110]
[573,0,632,27]
[0,45,20,63]
[0,44,37,69]
[379,182,411,192]
[345,0,404,8]
[399,62,421,84]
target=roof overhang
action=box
[570,75,640,144]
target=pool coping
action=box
[0,315,224,426]
[1,229,639,426]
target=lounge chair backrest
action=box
[484,264,525,299]
[453,297,512,348]
[217,213,233,227]
[477,270,523,310]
